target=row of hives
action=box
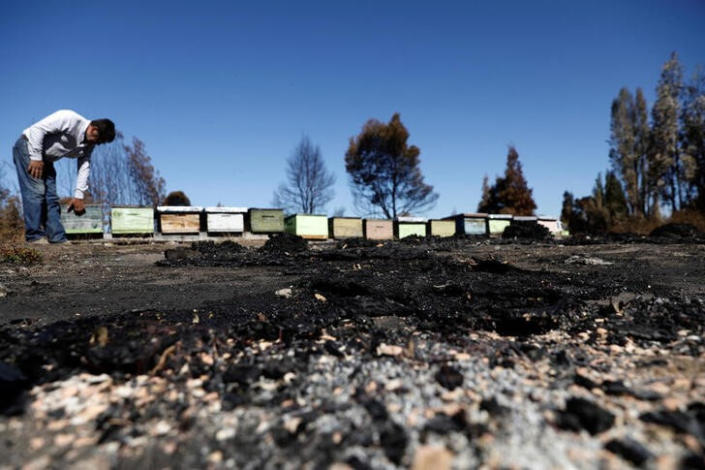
[61,205,563,239]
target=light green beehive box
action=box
[248,208,284,233]
[111,207,154,235]
[487,214,512,236]
[285,214,328,240]
[61,204,103,235]
[395,217,427,239]
[329,217,363,239]
[428,219,455,237]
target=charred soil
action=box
[1,237,704,469]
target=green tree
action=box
[560,191,575,229]
[345,113,438,218]
[609,88,638,213]
[604,170,628,221]
[651,52,685,211]
[681,67,705,210]
[609,87,652,217]
[478,146,536,215]
[634,89,652,215]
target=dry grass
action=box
[610,216,663,235]
[610,209,705,235]
[0,245,42,265]
[668,209,705,232]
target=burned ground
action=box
[1,237,704,469]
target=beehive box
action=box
[329,217,363,239]
[487,214,513,236]
[61,204,103,235]
[285,214,328,240]
[363,219,394,240]
[395,217,427,239]
[513,215,538,223]
[111,207,154,235]
[248,208,284,233]
[157,206,203,234]
[443,213,487,236]
[205,207,247,233]
[538,217,562,234]
[428,219,456,237]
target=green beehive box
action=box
[61,204,103,235]
[428,219,455,237]
[285,214,329,240]
[395,217,427,239]
[487,214,512,236]
[248,208,284,233]
[329,217,363,239]
[111,207,154,235]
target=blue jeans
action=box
[12,136,66,243]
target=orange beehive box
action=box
[363,219,394,240]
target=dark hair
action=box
[90,119,116,144]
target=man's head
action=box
[86,119,116,144]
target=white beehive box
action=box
[205,207,247,233]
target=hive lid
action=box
[157,206,203,212]
[447,212,488,218]
[204,206,248,213]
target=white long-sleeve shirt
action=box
[23,109,94,199]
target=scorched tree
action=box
[345,113,438,218]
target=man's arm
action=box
[69,152,91,216]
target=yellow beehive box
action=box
[157,206,203,234]
[329,217,363,239]
[428,219,455,237]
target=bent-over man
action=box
[12,110,115,243]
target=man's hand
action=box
[27,160,44,179]
[68,198,86,216]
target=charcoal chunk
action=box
[557,397,615,435]
[605,438,653,466]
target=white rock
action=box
[275,288,293,298]
[216,428,236,441]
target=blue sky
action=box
[1,0,704,218]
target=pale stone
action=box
[153,420,171,436]
[29,437,44,450]
[22,455,51,470]
[283,417,302,434]
[377,344,403,356]
[275,288,292,299]
[385,379,404,391]
[208,451,223,464]
[216,428,235,441]
[411,445,453,470]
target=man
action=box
[12,110,115,243]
